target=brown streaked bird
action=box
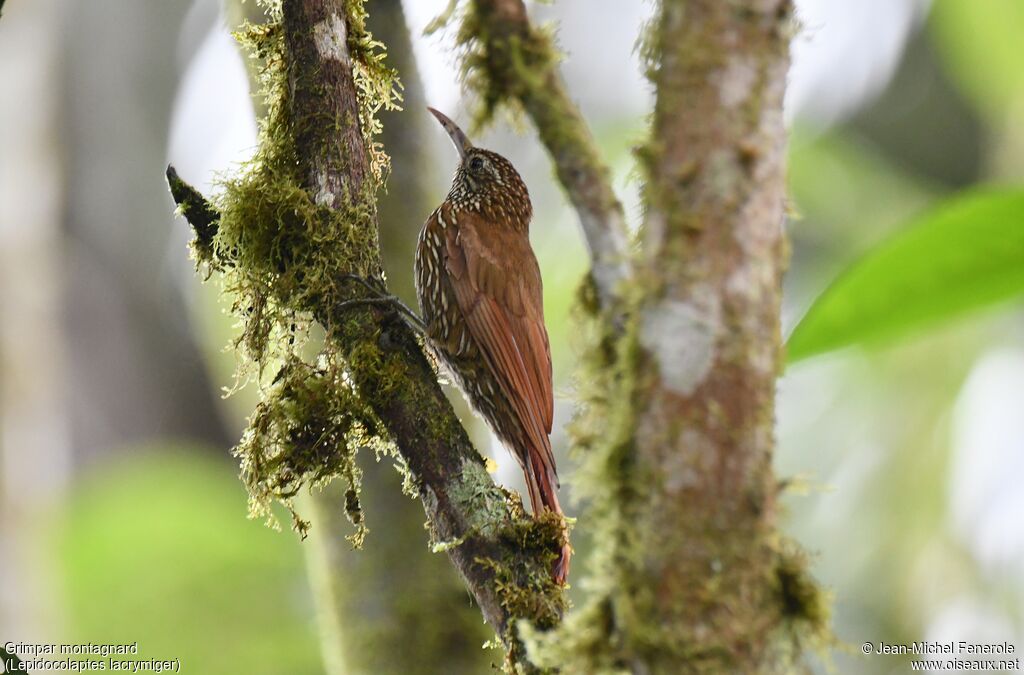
[418,107,570,584]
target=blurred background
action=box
[1,0,1022,673]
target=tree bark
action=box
[630,0,800,668]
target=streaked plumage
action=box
[417,108,570,583]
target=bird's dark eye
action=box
[468,156,484,171]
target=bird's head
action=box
[428,107,532,227]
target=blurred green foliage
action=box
[931,0,1024,120]
[788,189,1024,361]
[54,449,321,675]
[779,6,1024,673]
[789,132,936,244]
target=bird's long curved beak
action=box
[427,107,473,160]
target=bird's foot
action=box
[553,541,572,586]
[337,274,427,333]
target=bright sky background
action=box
[168,0,930,193]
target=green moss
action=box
[425,0,562,130]
[197,0,401,544]
[774,546,830,639]
[478,520,565,627]
[478,507,568,674]
[237,353,383,545]
[420,457,567,672]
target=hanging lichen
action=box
[238,353,389,545]
[342,0,404,185]
[191,0,401,543]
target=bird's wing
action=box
[444,209,556,477]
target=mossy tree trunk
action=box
[564,1,827,671]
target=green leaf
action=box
[787,188,1024,362]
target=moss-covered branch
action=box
[168,0,564,670]
[166,165,218,260]
[443,0,631,311]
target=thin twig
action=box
[166,165,219,260]
[1,645,22,674]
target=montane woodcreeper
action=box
[417,108,571,584]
